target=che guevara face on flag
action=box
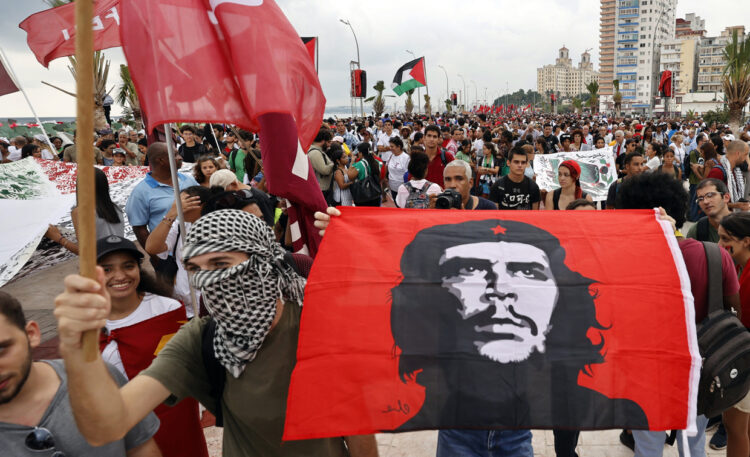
[283,208,700,439]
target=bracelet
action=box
[163,216,176,224]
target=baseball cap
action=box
[723,134,736,141]
[112,148,127,156]
[332,135,344,143]
[96,235,144,261]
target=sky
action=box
[0,0,748,118]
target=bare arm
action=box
[55,269,171,446]
[333,169,352,189]
[126,438,162,457]
[144,195,201,256]
[344,435,379,457]
[132,226,150,251]
[544,191,554,210]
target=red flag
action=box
[19,0,121,67]
[284,208,700,438]
[659,71,673,98]
[121,0,326,255]
[0,58,19,97]
[301,37,318,73]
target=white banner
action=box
[533,148,618,202]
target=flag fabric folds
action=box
[120,0,327,255]
[284,207,700,439]
[392,57,426,96]
[0,57,19,97]
[19,0,121,67]
[659,71,673,98]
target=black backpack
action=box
[350,159,382,205]
[696,242,750,418]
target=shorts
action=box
[733,390,750,413]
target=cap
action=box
[33,134,47,142]
[723,134,736,141]
[96,236,144,261]
[560,134,572,141]
[138,129,146,135]
[332,136,344,143]
[112,148,126,156]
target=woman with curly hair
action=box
[193,155,221,187]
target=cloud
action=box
[1,0,748,118]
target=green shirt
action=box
[688,149,702,185]
[142,302,349,457]
[352,159,381,181]
[230,149,247,182]
[686,218,720,242]
[455,151,473,164]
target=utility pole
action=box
[457,74,467,112]
[438,65,449,111]
[470,80,478,110]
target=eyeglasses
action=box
[695,191,721,203]
[26,427,66,456]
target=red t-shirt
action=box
[738,264,750,328]
[705,165,727,185]
[425,149,455,189]
[678,238,740,323]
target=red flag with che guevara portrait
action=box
[284,208,700,439]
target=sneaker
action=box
[709,423,727,450]
[619,430,635,451]
[705,415,721,433]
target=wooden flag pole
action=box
[75,0,98,361]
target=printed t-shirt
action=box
[489,175,541,210]
[385,152,411,192]
[141,301,349,457]
[0,359,159,457]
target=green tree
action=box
[444,99,453,113]
[612,80,622,118]
[404,89,415,115]
[364,80,387,117]
[571,97,583,114]
[586,81,599,114]
[722,29,750,134]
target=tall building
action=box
[675,13,705,38]
[599,0,616,105]
[603,0,676,113]
[698,26,746,93]
[537,46,599,98]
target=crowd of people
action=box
[1,110,750,457]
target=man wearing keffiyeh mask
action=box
[54,210,378,457]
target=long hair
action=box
[193,156,220,184]
[357,142,379,180]
[390,219,605,384]
[93,168,121,224]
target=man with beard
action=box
[390,219,648,455]
[0,292,160,456]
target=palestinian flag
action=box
[392,57,426,96]
[301,37,318,73]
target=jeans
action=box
[632,414,709,457]
[436,429,533,457]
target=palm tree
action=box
[424,94,432,116]
[117,65,142,128]
[612,80,622,118]
[586,81,599,114]
[571,97,583,114]
[444,99,453,113]
[722,29,750,135]
[44,0,110,131]
[404,89,415,115]
[365,80,386,117]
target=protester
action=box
[0,291,161,456]
[687,179,732,242]
[112,148,128,167]
[95,235,209,457]
[706,140,750,210]
[177,125,208,163]
[545,160,592,210]
[659,147,682,180]
[384,136,410,199]
[605,152,645,209]
[193,156,221,188]
[477,142,501,197]
[20,143,41,159]
[118,130,142,165]
[489,146,540,210]
[350,142,383,207]
[395,151,441,209]
[424,125,454,187]
[308,128,335,203]
[717,212,750,457]
[54,210,378,457]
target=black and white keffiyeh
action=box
[183,209,306,378]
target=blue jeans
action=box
[436,429,533,457]
[632,414,709,457]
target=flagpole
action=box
[73,0,98,361]
[164,123,199,318]
[423,58,429,115]
[0,47,56,153]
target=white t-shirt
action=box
[670,143,686,165]
[156,221,198,317]
[377,131,399,150]
[473,139,485,157]
[644,156,661,172]
[101,293,183,379]
[7,146,21,161]
[41,148,56,160]
[396,179,442,208]
[385,152,411,192]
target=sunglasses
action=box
[26,427,66,456]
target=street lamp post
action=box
[648,6,673,119]
[438,65,449,112]
[406,49,420,114]
[340,19,364,117]
[457,74,467,112]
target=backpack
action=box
[696,242,750,418]
[350,159,382,205]
[201,252,304,428]
[403,181,433,209]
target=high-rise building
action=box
[675,13,705,38]
[537,46,599,98]
[605,0,676,114]
[698,26,746,93]
[599,0,616,106]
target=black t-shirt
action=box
[469,196,497,210]
[543,134,559,153]
[489,175,541,210]
[606,179,621,208]
[178,142,208,162]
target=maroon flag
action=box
[120,0,327,255]
[0,58,19,97]
[19,0,121,67]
